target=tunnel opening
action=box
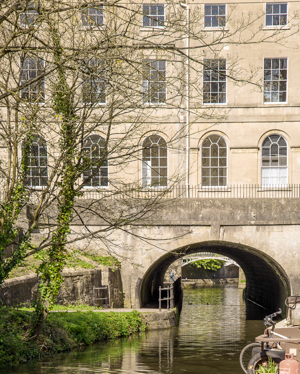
[139,240,290,319]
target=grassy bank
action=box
[0,307,145,367]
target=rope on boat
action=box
[247,298,270,311]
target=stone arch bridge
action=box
[72,191,300,316]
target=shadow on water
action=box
[3,286,267,374]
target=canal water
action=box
[4,286,265,374]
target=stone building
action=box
[1,0,300,310]
[4,0,299,193]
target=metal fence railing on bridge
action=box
[78,184,300,200]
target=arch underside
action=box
[140,241,290,319]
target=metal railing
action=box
[79,184,300,200]
[159,284,174,311]
[181,252,239,267]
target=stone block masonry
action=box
[0,267,123,308]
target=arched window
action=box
[261,134,287,186]
[82,135,108,187]
[201,135,227,186]
[23,135,48,187]
[142,135,167,187]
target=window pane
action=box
[262,158,270,166]
[205,5,211,15]
[280,4,287,13]
[212,16,218,27]
[202,177,209,186]
[202,148,210,157]
[279,156,287,166]
[219,158,226,167]
[211,158,218,167]
[266,15,272,25]
[211,177,218,185]
[202,168,209,176]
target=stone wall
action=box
[140,310,178,330]
[0,267,123,308]
[182,264,239,280]
[0,274,39,307]
[182,278,238,288]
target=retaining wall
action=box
[141,310,178,329]
[182,264,239,280]
[0,267,123,308]
[182,278,238,288]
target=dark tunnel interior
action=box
[139,240,290,319]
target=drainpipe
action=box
[179,0,190,197]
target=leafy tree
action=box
[190,259,224,271]
[0,0,295,338]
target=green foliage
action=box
[0,307,145,367]
[32,23,82,334]
[255,358,278,373]
[84,254,121,267]
[65,258,94,269]
[18,303,103,312]
[55,310,144,345]
[0,307,40,367]
[190,259,224,271]
[8,250,95,279]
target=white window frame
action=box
[81,5,104,28]
[203,59,227,105]
[22,135,48,188]
[265,3,287,27]
[263,58,287,104]
[204,4,226,28]
[142,4,165,28]
[82,135,109,188]
[19,2,39,28]
[82,58,106,105]
[142,59,167,104]
[201,135,228,187]
[142,135,168,188]
[20,56,45,103]
[261,134,288,187]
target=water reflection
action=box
[3,286,265,374]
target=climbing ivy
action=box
[31,23,81,339]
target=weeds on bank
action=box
[17,303,104,312]
[0,307,145,367]
[7,250,120,279]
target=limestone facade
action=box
[2,0,300,191]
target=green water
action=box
[3,286,264,373]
